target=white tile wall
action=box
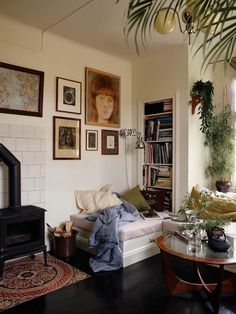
[0,123,46,209]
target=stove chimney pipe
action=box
[0,143,21,208]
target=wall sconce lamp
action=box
[119,128,145,149]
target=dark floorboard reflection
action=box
[4,249,236,314]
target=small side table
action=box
[156,234,236,313]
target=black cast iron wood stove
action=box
[0,143,47,281]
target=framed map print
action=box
[0,62,44,117]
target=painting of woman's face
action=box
[85,67,120,128]
[95,94,114,123]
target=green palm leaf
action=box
[117,0,236,69]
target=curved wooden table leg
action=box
[160,250,217,295]
[160,250,236,313]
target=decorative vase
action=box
[215,180,230,193]
[187,230,202,252]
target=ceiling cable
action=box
[42,0,97,33]
[39,0,97,51]
[0,0,96,52]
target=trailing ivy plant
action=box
[204,105,235,181]
[191,80,214,133]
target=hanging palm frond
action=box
[116,0,236,70]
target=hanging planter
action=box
[190,80,214,134]
[191,94,201,114]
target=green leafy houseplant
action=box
[116,0,236,70]
[204,105,235,191]
[178,190,230,236]
[191,80,214,133]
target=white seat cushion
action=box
[70,214,163,242]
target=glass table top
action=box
[160,234,236,264]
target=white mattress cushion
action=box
[70,214,163,242]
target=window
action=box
[231,77,236,188]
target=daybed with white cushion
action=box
[71,184,236,269]
[70,213,162,267]
[70,185,167,267]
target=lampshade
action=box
[154,9,176,35]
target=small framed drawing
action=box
[101,130,119,155]
[85,67,120,128]
[53,116,81,160]
[56,77,81,114]
[0,62,44,117]
[86,130,98,151]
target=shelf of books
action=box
[142,98,173,211]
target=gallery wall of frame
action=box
[0,61,121,159]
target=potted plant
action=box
[190,80,214,132]
[178,191,230,249]
[204,105,235,192]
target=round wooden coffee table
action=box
[156,234,236,313]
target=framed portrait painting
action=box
[85,67,120,128]
[101,130,119,155]
[86,130,98,151]
[0,62,44,117]
[56,77,81,114]
[53,116,81,160]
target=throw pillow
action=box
[140,189,166,211]
[190,185,236,221]
[121,185,151,210]
[75,184,122,214]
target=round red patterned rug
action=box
[0,254,89,311]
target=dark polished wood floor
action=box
[4,249,236,314]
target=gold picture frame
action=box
[85,67,120,128]
[56,77,81,114]
[53,116,81,160]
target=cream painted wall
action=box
[188,47,213,190]
[0,17,133,244]
[213,63,235,110]
[132,45,189,210]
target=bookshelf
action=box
[142,98,173,211]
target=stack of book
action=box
[155,179,172,188]
[158,128,172,141]
[163,99,173,112]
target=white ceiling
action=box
[0,0,187,61]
